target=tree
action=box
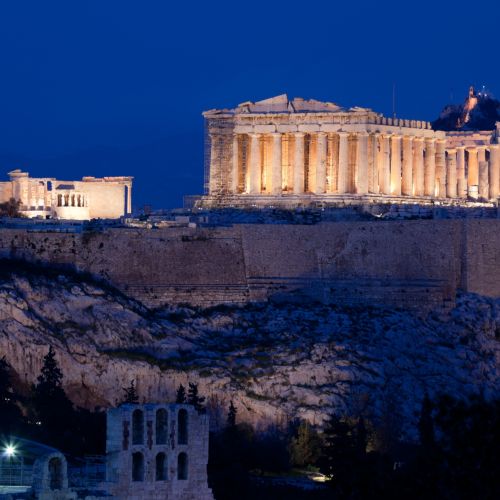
[176,384,186,403]
[0,198,21,218]
[418,393,435,450]
[121,380,139,404]
[0,357,23,434]
[187,382,205,413]
[227,400,237,427]
[319,415,373,497]
[32,346,74,449]
[288,420,322,468]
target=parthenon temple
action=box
[199,94,500,207]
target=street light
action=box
[3,444,16,458]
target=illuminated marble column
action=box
[424,138,436,196]
[127,182,132,214]
[456,146,466,198]
[231,133,239,194]
[315,132,327,194]
[337,132,349,194]
[327,134,337,193]
[446,149,457,198]
[270,133,282,195]
[380,134,391,195]
[435,139,446,197]
[390,135,402,195]
[467,147,478,198]
[413,137,424,196]
[293,132,305,194]
[248,133,261,194]
[208,133,219,195]
[479,161,489,199]
[356,132,369,194]
[489,144,500,200]
[478,146,487,164]
[401,136,413,196]
[368,134,379,194]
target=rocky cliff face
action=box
[1,261,499,438]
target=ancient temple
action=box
[0,170,133,220]
[199,94,500,207]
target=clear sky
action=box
[0,0,499,209]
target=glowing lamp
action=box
[3,444,16,458]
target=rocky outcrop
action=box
[1,262,499,438]
[433,86,500,131]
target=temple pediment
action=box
[235,95,349,114]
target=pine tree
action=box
[227,400,237,427]
[176,384,186,403]
[32,346,74,447]
[187,382,205,413]
[121,380,139,404]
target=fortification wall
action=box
[0,220,496,309]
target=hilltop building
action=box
[0,170,133,220]
[199,93,500,208]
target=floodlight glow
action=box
[4,444,16,457]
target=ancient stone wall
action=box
[0,220,497,308]
[104,404,213,500]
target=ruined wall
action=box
[0,220,496,309]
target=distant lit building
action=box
[0,169,133,220]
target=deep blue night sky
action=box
[0,0,499,209]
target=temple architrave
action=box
[199,94,500,207]
[0,170,133,220]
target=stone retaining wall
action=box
[0,219,499,308]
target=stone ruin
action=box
[31,451,75,500]
[0,404,213,500]
[103,403,214,500]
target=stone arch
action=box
[32,452,68,495]
[155,452,167,481]
[178,409,188,445]
[132,452,144,482]
[156,408,168,445]
[177,452,188,480]
[132,409,144,445]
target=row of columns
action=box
[215,132,500,200]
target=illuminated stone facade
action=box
[0,170,132,220]
[200,95,500,207]
[104,403,213,500]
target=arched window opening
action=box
[177,452,188,480]
[156,408,168,445]
[156,452,167,481]
[132,409,144,445]
[132,452,144,482]
[48,457,63,490]
[178,409,188,445]
[57,194,62,207]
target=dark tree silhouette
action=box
[32,346,74,449]
[227,400,237,427]
[0,357,23,434]
[187,382,205,413]
[175,384,186,404]
[121,380,139,404]
[0,198,21,218]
